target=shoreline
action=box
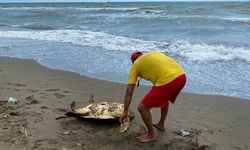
[3,56,250,101]
[1,56,250,149]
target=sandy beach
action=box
[0,57,250,150]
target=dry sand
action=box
[0,57,250,150]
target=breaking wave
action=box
[0,29,249,62]
[0,6,165,14]
[221,17,250,24]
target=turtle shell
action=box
[70,101,134,120]
[65,95,134,133]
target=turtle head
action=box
[64,101,77,116]
[89,94,95,103]
[71,101,76,111]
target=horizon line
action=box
[0,0,249,3]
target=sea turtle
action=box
[65,95,134,133]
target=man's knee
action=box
[138,102,150,113]
[138,102,143,113]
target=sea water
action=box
[0,2,249,99]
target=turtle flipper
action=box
[69,101,91,116]
[119,116,130,133]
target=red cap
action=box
[130,51,143,62]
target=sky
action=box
[0,0,249,3]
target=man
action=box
[120,51,186,143]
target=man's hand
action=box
[119,112,128,124]
[120,84,135,124]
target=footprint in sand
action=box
[26,89,39,93]
[54,93,65,98]
[32,139,58,149]
[139,125,147,132]
[39,92,49,99]
[56,107,67,112]
[40,106,48,109]
[29,99,39,105]
[45,88,60,92]
[5,83,25,87]
[63,90,70,93]
[9,111,21,117]
[26,95,34,101]
[169,136,210,150]
[14,83,26,87]
[25,95,39,105]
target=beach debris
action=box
[8,97,17,103]
[192,135,199,147]
[1,111,21,119]
[62,147,74,150]
[63,130,77,135]
[19,125,28,138]
[2,113,10,119]
[65,94,134,133]
[190,128,202,135]
[0,97,17,104]
[19,125,28,145]
[174,129,191,137]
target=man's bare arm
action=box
[123,84,136,114]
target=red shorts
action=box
[141,74,186,108]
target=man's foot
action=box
[153,123,165,132]
[137,134,157,143]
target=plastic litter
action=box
[174,129,191,137]
[8,97,17,103]
[180,129,190,136]
[0,97,17,104]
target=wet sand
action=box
[0,57,250,150]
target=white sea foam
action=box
[166,15,250,24]
[68,7,139,11]
[168,41,250,62]
[0,30,249,62]
[0,30,161,51]
[0,6,165,15]
[0,6,155,11]
[222,17,250,24]
[0,7,58,10]
[0,7,136,11]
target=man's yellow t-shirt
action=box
[128,52,185,86]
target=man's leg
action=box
[137,103,157,143]
[153,101,169,131]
